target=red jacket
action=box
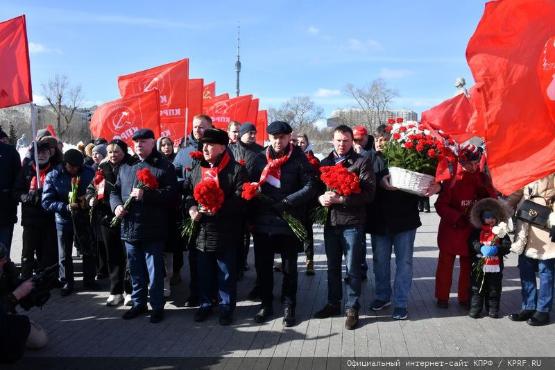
[435,171,496,255]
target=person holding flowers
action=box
[468,198,511,318]
[313,125,375,330]
[183,128,248,325]
[248,121,318,327]
[434,144,496,310]
[86,139,136,307]
[110,129,178,324]
[42,149,95,296]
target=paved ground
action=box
[6,202,555,363]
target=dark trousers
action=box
[0,225,14,255]
[99,224,129,295]
[173,250,184,276]
[21,223,58,279]
[304,224,314,261]
[418,197,430,212]
[253,233,299,309]
[197,247,237,313]
[57,227,95,286]
[96,241,108,276]
[471,266,503,313]
[188,247,199,298]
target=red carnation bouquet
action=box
[189,150,204,161]
[110,168,159,227]
[92,169,105,200]
[313,164,362,224]
[306,152,320,171]
[181,179,225,243]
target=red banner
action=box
[247,98,259,124]
[256,110,268,145]
[204,95,252,129]
[90,90,161,148]
[466,0,555,195]
[420,92,475,144]
[203,81,216,101]
[0,15,32,109]
[187,78,204,134]
[117,58,189,141]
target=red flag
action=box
[466,0,555,195]
[420,92,475,143]
[0,15,32,109]
[247,98,259,124]
[203,81,215,101]
[203,93,229,112]
[118,59,189,141]
[256,110,268,145]
[45,124,57,138]
[90,90,161,148]
[205,95,252,130]
[188,78,203,129]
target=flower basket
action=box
[388,166,435,196]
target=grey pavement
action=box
[7,202,555,361]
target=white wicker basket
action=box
[388,167,435,196]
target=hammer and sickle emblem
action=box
[528,209,538,217]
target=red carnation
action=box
[241,182,259,201]
[93,169,104,186]
[238,159,246,166]
[194,179,224,214]
[392,133,401,140]
[404,142,414,149]
[416,143,425,152]
[136,168,159,189]
[385,126,393,133]
[396,117,404,123]
[387,118,396,124]
[427,149,436,158]
[189,151,204,160]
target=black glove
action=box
[32,189,43,207]
[550,226,555,243]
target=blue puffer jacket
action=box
[110,150,178,242]
[42,164,95,230]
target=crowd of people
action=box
[0,117,554,361]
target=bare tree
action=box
[41,74,83,139]
[268,96,324,131]
[345,79,398,130]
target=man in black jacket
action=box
[184,129,247,325]
[14,141,58,279]
[110,129,178,323]
[0,136,21,254]
[251,121,318,327]
[313,125,375,330]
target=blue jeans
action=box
[125,241,165,311]
[324,225,365,310]
[197,247,237,313]
[0,225,14,255]
[518,255,554,313]
[371,229,417,308]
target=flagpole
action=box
[184,107,189,147]
[30,103,41,188]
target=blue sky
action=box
[2,0,487,118]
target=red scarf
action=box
[258,145,294,188]
[200,151,231,187]
[30,163,51,191]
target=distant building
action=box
[327,108,418,129]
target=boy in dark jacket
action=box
[468,198,511,318]
[14,141,57,279]
[42,149,96,296]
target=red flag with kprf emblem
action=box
[118,59,189,141]
[203,81,215,101]
[204,95,252,130]
[466,0,555,195]
[0,15,32,109]
[90,90,161,147]
[420,92,475,144]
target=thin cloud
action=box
[379,68,414,79]
[346,38,382,52]
[32,94,48,105]
[28,42,62,55]
[314,88,341,98]
[307,26,320,35]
